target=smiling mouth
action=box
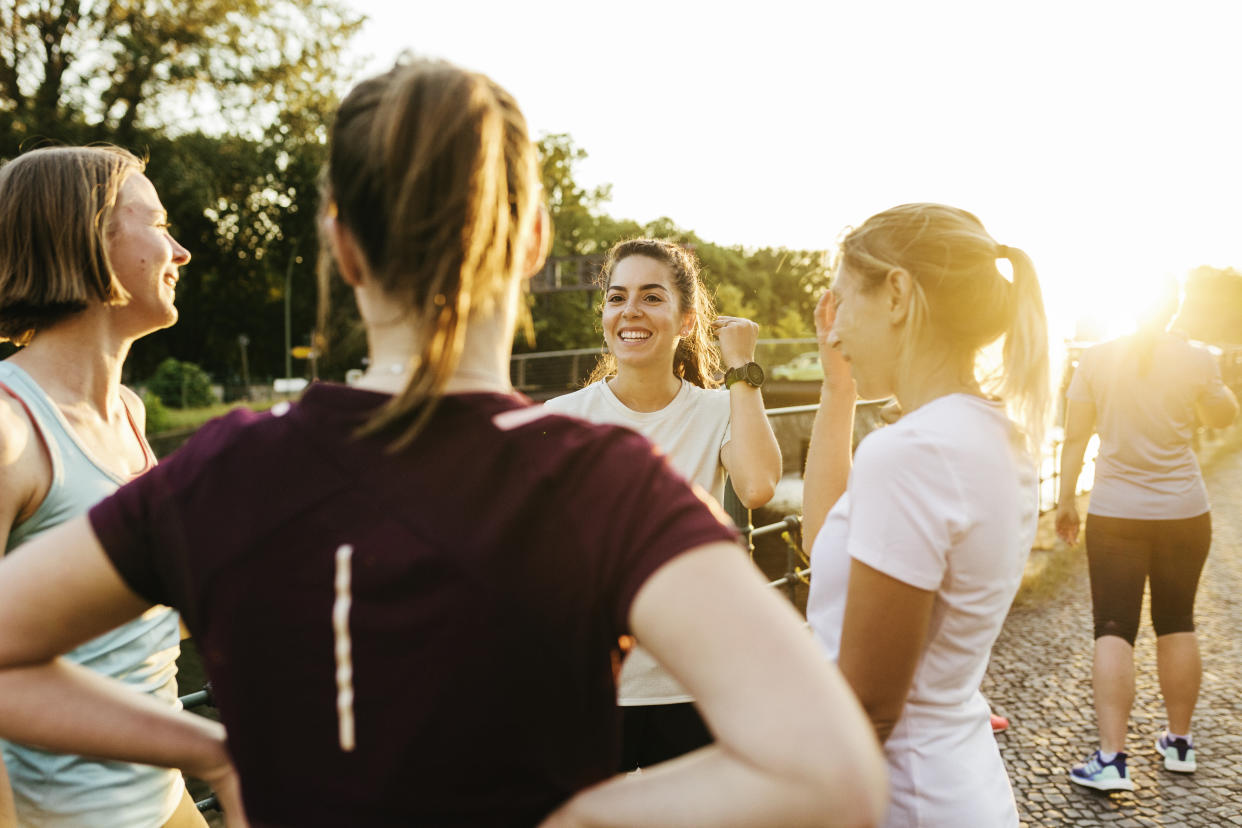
[618,330,652,342]
[163,273,179,288]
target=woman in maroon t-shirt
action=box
[0,60,885,827]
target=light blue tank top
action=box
[0,362,184,827]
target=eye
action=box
[606,294,624,304]
[643,293,663,303]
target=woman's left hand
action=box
[712,316,759,369]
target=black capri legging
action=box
[1085,512,1211,645]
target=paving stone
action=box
[986,446,1242,826]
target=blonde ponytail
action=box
[998,244,1050,454]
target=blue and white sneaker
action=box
[1155,733,1196,772]
[1070,750,1135,791]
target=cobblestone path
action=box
[984,446,1242,827]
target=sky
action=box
[344,0,1242,341]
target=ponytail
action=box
[997,245,1050,454]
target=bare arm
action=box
[716,316,782,508]
[1055,399,1096,545]
[837,560,935,743]
[0,517,248,826]
[0,393,46,827]
[800,292,857,554]
[542,543,888,827]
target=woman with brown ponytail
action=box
[801,204,1050,826]
[1058,280,1237,791]
[544,238,782,770]
[0,60,885,827]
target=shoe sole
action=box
[1155,738,1196,773]
[1069,773,1135,792]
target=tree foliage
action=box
[144,357,215,408]
[528,133,828,354]
[0,0,363,388]
[1180,266,1242,344]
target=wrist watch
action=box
[724,361,765,389]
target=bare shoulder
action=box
[0,389,50,537]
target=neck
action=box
[9,312,135,416]
[354,296,516,397]
[892,346,983,414]
[608,364,682,413]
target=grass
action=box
[156,399,280,433]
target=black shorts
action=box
[1085,512,1211,645]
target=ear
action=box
[322,211,367,288]
[679,310,696,338]
[885,267,914,324]
[521,203,551,281]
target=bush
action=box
[145,358,215,409]
[140,390,172,435]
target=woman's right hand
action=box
[1055,500,1081,545]
[814,291,854,393]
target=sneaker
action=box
[1070,750,1135,791]
[1155,733,1196,772]
[990,713,1010,734]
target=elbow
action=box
[736,479,777,511]
[803,731,889,827]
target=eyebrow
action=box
[607,284,671,293]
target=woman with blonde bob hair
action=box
[0,146,202,827]
[802,203,1049,827]
[0,61,886,827]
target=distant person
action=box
[801,203,1048,826]
[1058,280,1238,791]
[0,146,202,827]
[543,237,781,770]
[0,60,886,827]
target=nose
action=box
[621,297,643,317]
[170,235,191,265]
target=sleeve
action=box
[717,389,733,450]
[1065,349,1094,403]
[88,458,183,609]
[844,427,966,592]
[88,410,254,619]
[571,428,740,633]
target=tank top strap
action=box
[0,364,66,487]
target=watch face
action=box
[745,362,765,386]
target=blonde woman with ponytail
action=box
[801,204,1049,827]
[0,61,886,827]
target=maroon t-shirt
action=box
[89,384,737,827]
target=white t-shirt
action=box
[544,379,733,705]
[807,394,1036,828]
[1067,333,1227,520]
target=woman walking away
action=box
[544,237,781,770]
[0,60,886,827]
[0,147,204,827]
[1059,279,1238,791]
[802,203,1049,827]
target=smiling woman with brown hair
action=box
[544,237,782,770]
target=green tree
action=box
[0,0,364,386]
[1180,266,1242,344]
[145,357,215,408]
